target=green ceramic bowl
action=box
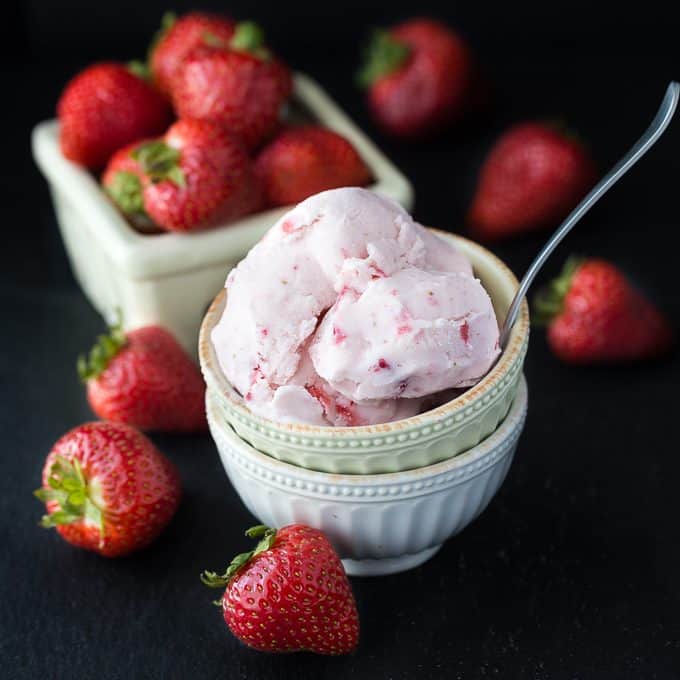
[199,232,529,474]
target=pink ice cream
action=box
[211,187,499,426]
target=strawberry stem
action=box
[34,456,104,536]
[133,141,186,187]
[127,60,151,81]
[230,21,269,59]
[201,525,277,588]
[148,11,177,59]
[77,310,127,382]
[533,256,584,326]
[105,170,146,217]
[357,30,411,88]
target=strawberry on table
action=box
[467,122,597,240]
[254,126,372,207]
[149,11,236,97]
[534,258,674,363]
[57,62,172,170]
[103,118,260,232]
[34,421,181,557]
[172,21,292,150]
[202,524,359,655]
[78,316,207,432]
[357,18,474,137]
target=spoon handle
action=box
[499,81,680,349]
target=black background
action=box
[3,1,680,678]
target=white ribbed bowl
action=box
[207,377,528,576]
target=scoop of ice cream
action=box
[309,268,500,401]
[244,346,424,426]
[210,187,497,426]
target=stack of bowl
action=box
[199,232,530,576]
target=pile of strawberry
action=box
[58,12,371,233]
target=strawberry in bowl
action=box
[172,21,292,150]
[149,11,237,97]
[102,119,260,232]
[57,62,172,170]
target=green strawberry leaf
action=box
[133,141,186,187]
[200,525,277,589]
[533,257,584,326]
[357,30,411,88]
[77,310,127,382]
[230,21,270,59]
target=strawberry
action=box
[534,258,674,363]
[149,11,236,97]
[103,118,260,232]
[78,316,207,432]
[57,62,172,170]
[357,18,474,137]
[467,122,597,240]
[101,141,160,233]
[254,126,372,207]
[202,524,359,655]
[172,21,292,150]
[34,421,181,557]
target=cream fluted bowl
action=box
[207,376,528,576]
[199,232,529,474]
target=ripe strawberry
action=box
[202,525,359,655]
[101,141,160,233]
[34,421,181,557]
[149,11,236,97]
[57,63,172,170]
[357,18,474,137]
[103,119,260,232]
[467,122,597,240]
[254,126,372,207]
[78,316,207,432]
[534,258,674,363]
[172,21,292,150]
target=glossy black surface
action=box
[3,1,680,677]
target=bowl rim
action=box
[209,376,528,485]
[199,231,530,437]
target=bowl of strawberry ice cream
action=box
[200,188,529,473]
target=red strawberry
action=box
[172,21,292,150]
[104,119,260,232]
[149,11,236,97]
[468,122,597,240]
[101,141,160,233]
[34,421,181,557]
[57,63,172,170]
[534,258,674,363]
[202,525,359,654]
[78,317,207,432]
[358,18,473,137]
[254,126,372,207]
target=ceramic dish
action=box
[199,232,529,474]
[31,72,413,354]
[207,376,528,576]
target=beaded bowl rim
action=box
[199,231,530,437]
[209,377,528,490]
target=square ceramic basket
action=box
[32,72,413,354]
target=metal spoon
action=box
[499,81,680,349]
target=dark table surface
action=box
[3,1,680,678]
